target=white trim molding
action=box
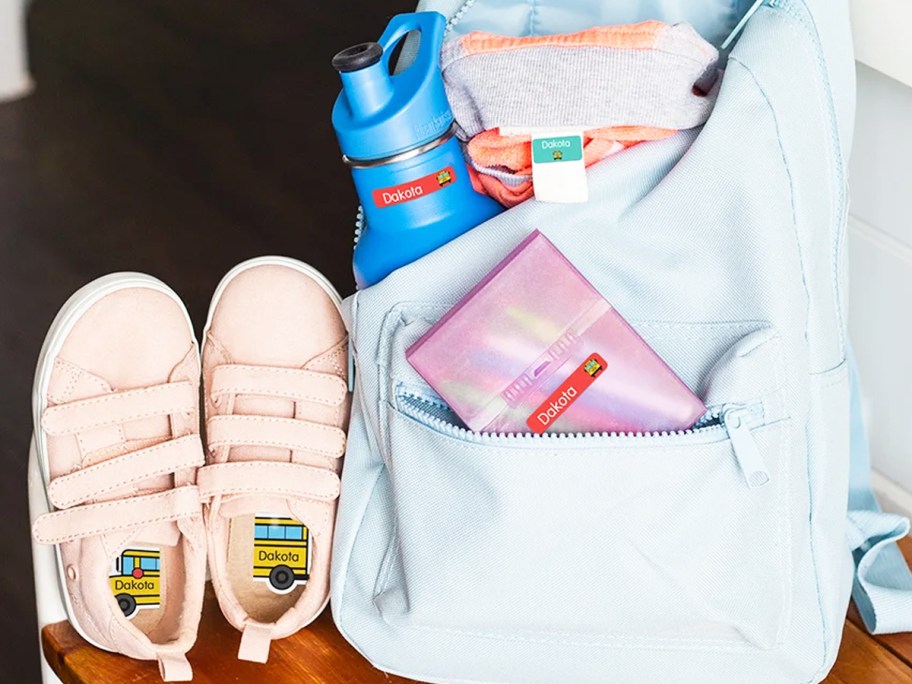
[851,0,912,88]
[873,470,912,531]
[849,213,912,267]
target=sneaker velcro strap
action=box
[210,364,347,407]
[47,435,205,509]
[42,381,197,436]
[196,461,341,503]
[206,415,346,458]
[32,485,202,545]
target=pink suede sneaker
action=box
[30,274,207,681]
[197,257,350,663]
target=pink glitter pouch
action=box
[406,230,707,434]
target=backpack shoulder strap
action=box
[848,347,912,634]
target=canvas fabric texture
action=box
[331,1,912,682]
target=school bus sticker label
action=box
[110,547,161,619]
[252,514,312,595]
[526,353,606,434]
[371,166,456,208]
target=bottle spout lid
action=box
[332,42,383,73]
[331,12,453,161]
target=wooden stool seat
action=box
[43,539,912,683]
[42,584,413,684]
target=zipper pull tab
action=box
[722,406,770,489]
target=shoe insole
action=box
[110,543,185,641]
[227,514,307,623]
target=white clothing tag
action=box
[531,132,587,203]
[499,127,588,203]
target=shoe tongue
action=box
[219,495,293,520]
[83,437,180,505]
[133,521,181,547]
[226,343,348,470]
[229,394,295,464]
[218,494,325,537]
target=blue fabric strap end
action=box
[847,347,912,634]
[848,510,912,634]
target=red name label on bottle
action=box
[372,166,456,208]
[526,353,606,434]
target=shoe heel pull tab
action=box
[157,652,192,681]
[238,622,273,663]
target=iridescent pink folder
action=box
[407,231,706,434]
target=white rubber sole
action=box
[202,256,341,631]
[31,272,196,653]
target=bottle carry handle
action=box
[377,11,446,81]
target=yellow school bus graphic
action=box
[109,548,161,619]
[253,515,311,594]
[584,357,603,377]
[552,150,563,161]
[436,169,453,186]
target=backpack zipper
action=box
[397,391,769,487]
[720,0,767,50]
[353,205,364,248]
[721,405,771,488]
[445,0,479,35]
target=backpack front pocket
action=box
[372,319,793,651]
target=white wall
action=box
[848,61,912,518]
[0,0,33,101]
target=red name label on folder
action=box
[526,353,606,434]
[372,166,456,208]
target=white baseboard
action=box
[872,470,912,532]
[851,0,912,89]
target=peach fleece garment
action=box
[467,126,677,206]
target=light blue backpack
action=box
[331,1,912,682]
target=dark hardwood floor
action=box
[0,2,411,680]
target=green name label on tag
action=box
[532,135,583,164]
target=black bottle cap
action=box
[332,42,384,73]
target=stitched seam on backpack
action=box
[734,5,842,676]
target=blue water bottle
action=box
[331,12,503,288]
